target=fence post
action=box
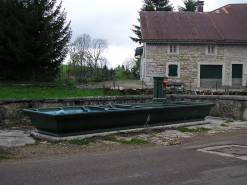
[192,86,197,95]
[103,83,105,94]
[210,87,213,95]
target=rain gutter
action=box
[143,40,247,45]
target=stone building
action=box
[135,2,247,88]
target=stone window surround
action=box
[206,45,217,55]
[140,56,146,80]
[168,44,179,54]
[197,62,225,87]
[230,61,246,86]
[143,42,146,58]
[166,62,180,78]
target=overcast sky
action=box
[61,0,247,68]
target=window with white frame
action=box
[207,45,216,55]
[168,45,179,54]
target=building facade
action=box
[136,2,247,88]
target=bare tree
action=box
[123,58,136,71]
[68,44,79,76]
[89,39,108,78]
[99,57,110,78]
[70,34,91,77]
[85,53,94,79]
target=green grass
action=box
[0,86,121,99]
[69,139,92,145]
[211,114,220,117]
[25,140,41,146]
[225,119,234,123]
[121,138,149,145]
[177,127,211,132]
[0,149,13,159]
[101,136,118,142]
[221,123,228,127]
[89,82,98,86]
[101,136,148,145]
[61,64,68,74]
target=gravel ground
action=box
[76,80,152,89]
[76,80,245,91]
[1,117,247,165]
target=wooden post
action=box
[210,87,213,95]
[103,83,105,94]
[192,86,197,95]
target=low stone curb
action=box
[30,120,210,141]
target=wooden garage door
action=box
[200,65,222,79]
[232,64,242,86]
[232,64,242,78]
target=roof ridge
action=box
[141,11,208,14]
[210,3,247,13]
[207,13,224,40]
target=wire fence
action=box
[0,65,114,86]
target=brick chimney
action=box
[196,1,204,12]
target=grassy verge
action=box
[69,139,92,145]
[101,136,148,145]
[177,127,211,132]
[0,86,122,99]
[89,82,98,86]
[0,149,12,160]
[25,140,41,146]
[221,123,228,127]
[225,119,234,123]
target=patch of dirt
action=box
[1,127,247,165]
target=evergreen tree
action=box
[132,58,140,79]
[0,0,72,81]
[130,0,173,44]
[141,0,173,11]
[178,0,197,12]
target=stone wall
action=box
[1,95,247,128]
[143,44,247,87]
[168,95,247,121]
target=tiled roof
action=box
[140,4,247,42]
